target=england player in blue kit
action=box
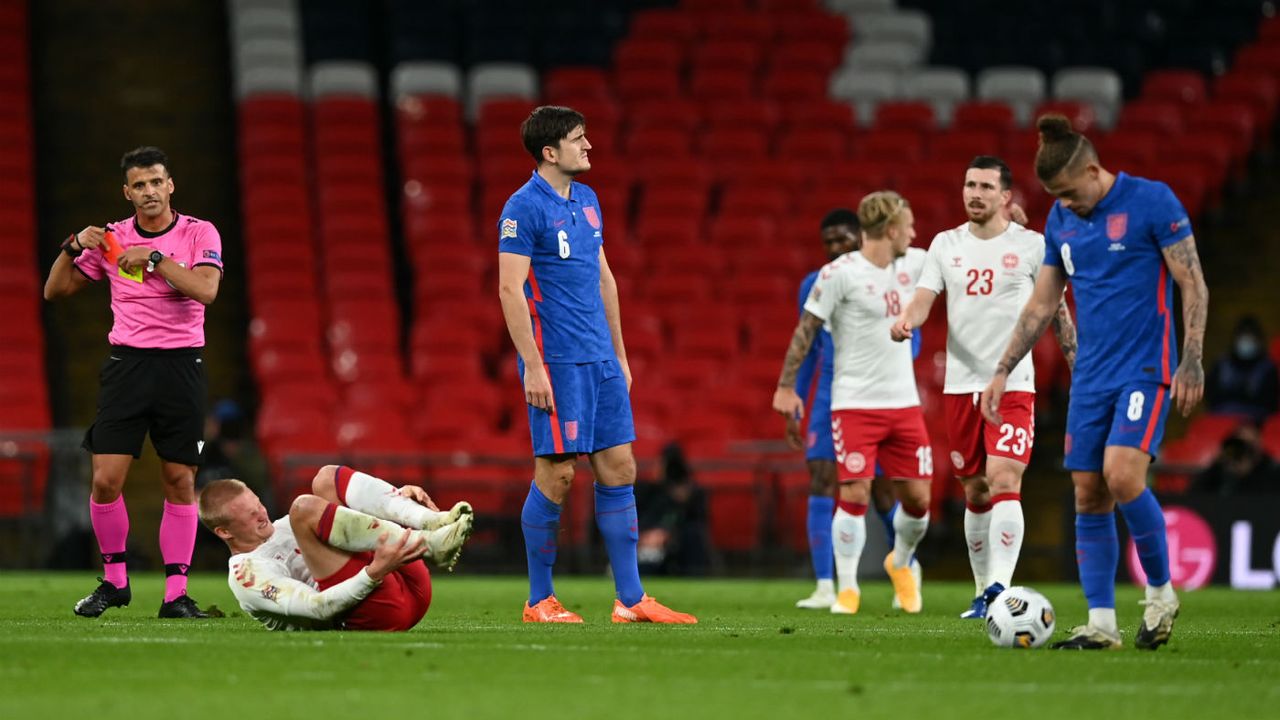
[497,106,695,624]
[983,115,1208,650]
[792,209,921,609]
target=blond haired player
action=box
[891,156,1077,619]
[199,465,473,631]
[774,191,932,615]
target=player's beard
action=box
[967,203,996,225]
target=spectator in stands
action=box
[1191,424,1280,495]
[1206,315,1279,423]
[636,443,709,576]
[196,399,262,489]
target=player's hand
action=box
[118,246,152,273]
[367,529,427,581]
[889,318,913,342]
[397,484,440,511]
[980,373,1008,426]
[523,362,555,414]
[1169,356,1205,417]
[75,226,106,251]
[773,386,804,420]
[1006,202,1029,226]
[784,416,805,451]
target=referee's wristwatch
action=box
[147,250,165,272]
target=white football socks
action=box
[964,506,991,596]
[987,499,1024,589]
[342,470,442,530]
[831,508,866,594]
[891,509,928,569]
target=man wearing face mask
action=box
[1192,424,1280,495]
[1206,316,1278,424]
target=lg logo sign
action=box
[1225,521,1280,590]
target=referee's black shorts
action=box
[82,346,208,466]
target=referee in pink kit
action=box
[44,147,223,619]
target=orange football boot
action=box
[523,595,583,623]
[884,553,922,613]
[611,594,698,624]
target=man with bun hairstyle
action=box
[981,115,1208,650]
[774,191,933,616]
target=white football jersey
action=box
[917,221,1045,394]
[227,517,378,631]
[804,248,927,410]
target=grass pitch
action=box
[1,573,1276,720]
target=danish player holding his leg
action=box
[982,116,1208,650]
[45,147,222,619]
[774,191,933,616]
[498,106,695,624]
[891,156,1077,618]
[199,465,473,631]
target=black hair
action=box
[968,155,1013,190]
[120,146,170,179]
[820,208,859,231]
[520,106,586,164]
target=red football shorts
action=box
[831,407,932,482]
[317,554,432,631]
[943,391,1035,476]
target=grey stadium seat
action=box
[467,63,538,116]
[830,67,900,125]
[310,61,378,100]
[1052,67,1123,129]
[391,62,463,101]
[854,10,932,54]
[231,7,299,48]
[237,66,302,99]
[976,66,1046,127]
[235,38,302,78]
[900,66,970,126]
[842,41,923,72]
[827,0,897,16]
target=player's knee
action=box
[90,468,126,496]
[837,481,870,504]
[988,470,1021,495]
[1073,484,1112,513]
[289,494,326,523]
[961,476,991,504]
[312,465,339,497]
[606,454,636,485]
[160,465,194,489]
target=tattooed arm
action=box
[772,311,825,419]
[1050,295,1077,373]
[980,264,1068,424]
[1162,235,1209,416]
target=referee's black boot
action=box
[158,594,211,619]
[74,578,131,618]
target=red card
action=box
[103,229,123,264]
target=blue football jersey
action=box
[1043,173,1192,394]
[499,171,614,364]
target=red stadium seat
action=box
[874,101,937,133]
[689,67,754,101]
[613,36,685,75]
[950,101,1017,133]
[1141,70,1208,107]
[700,469,762,552]
[1033,100,1097,133]
[698,11,775,43]
[614,68,682,104]
[702,100,781,133]
[626,97,701,133]
[775,9,849,48]
[692,39,764,73]
[698,127,768,160]
[718,184,787,217]
[929,129,1002,164]
[1115,99,1187,136]
[542,67,612,102]
[768,40,842,74]
[777,127,849,160]
[625,126,692,156]
[782,98,857,131]
[627,9,698,44]
[1214,71,1278,140]
[857,129,927,165]
[760,69,830,103]
[1096,129,1160,173]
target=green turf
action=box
[1,572,1276,720]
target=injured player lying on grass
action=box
[198,465,473,631]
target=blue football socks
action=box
[806,495,835,580]
[1075,512,1118,609]
[521,481,561,606]
[1119,489,1171,587]
[595,483,645,607]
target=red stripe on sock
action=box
[317,502,338,542]
[335,466,355,505]
[991,492,1022,505]
[966,501,992,514]
[901,503,929,519]
[837,501,868,516]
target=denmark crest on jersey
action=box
[582,206,601,229]
[1002,252,1019,269]
[1106,213,1128,240]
